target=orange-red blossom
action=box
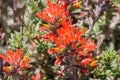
[0,49,30,73]
[47,21,97,73]
[36,0,67,24]
[36,0,97,74]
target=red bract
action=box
[76,39,97,56]
[36,0,67,24]
[84,40,97,52]
[81,54,94,66]
[76,54,96,74]
[46,19,97,73]
[36,0,97,74]
[47,25,88,53]
[0,49,30,73]
[47,22,97,69]
[32,73,42,80]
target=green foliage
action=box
[113,0,120,4]
[37,41,52,53]
[93,49,120,80]
[9,30,24,49]
[7,76,13,80]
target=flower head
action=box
[47,20,97,70]
[36,0,67,24]
[0,49,30,73]
[47,25,88,52]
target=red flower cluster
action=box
[36,0,67,24]
[36,0,97,74]
[47,26,87,53]
[0,49,30,74]
[47,21,97,70]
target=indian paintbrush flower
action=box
[0,49,30,74]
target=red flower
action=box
[20,56,30,69]
[32,73,42,80]
[76,39,97,56]
[47,21,97,71]
[76,54,94,65]
[81,58,93,66]
[37,1,97,73]
[36,0,67,24]
[76,54,97,73]
[84,39,97,52]
[0,49,30,73]
[3,66,14,74]
[47,24,88,53]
